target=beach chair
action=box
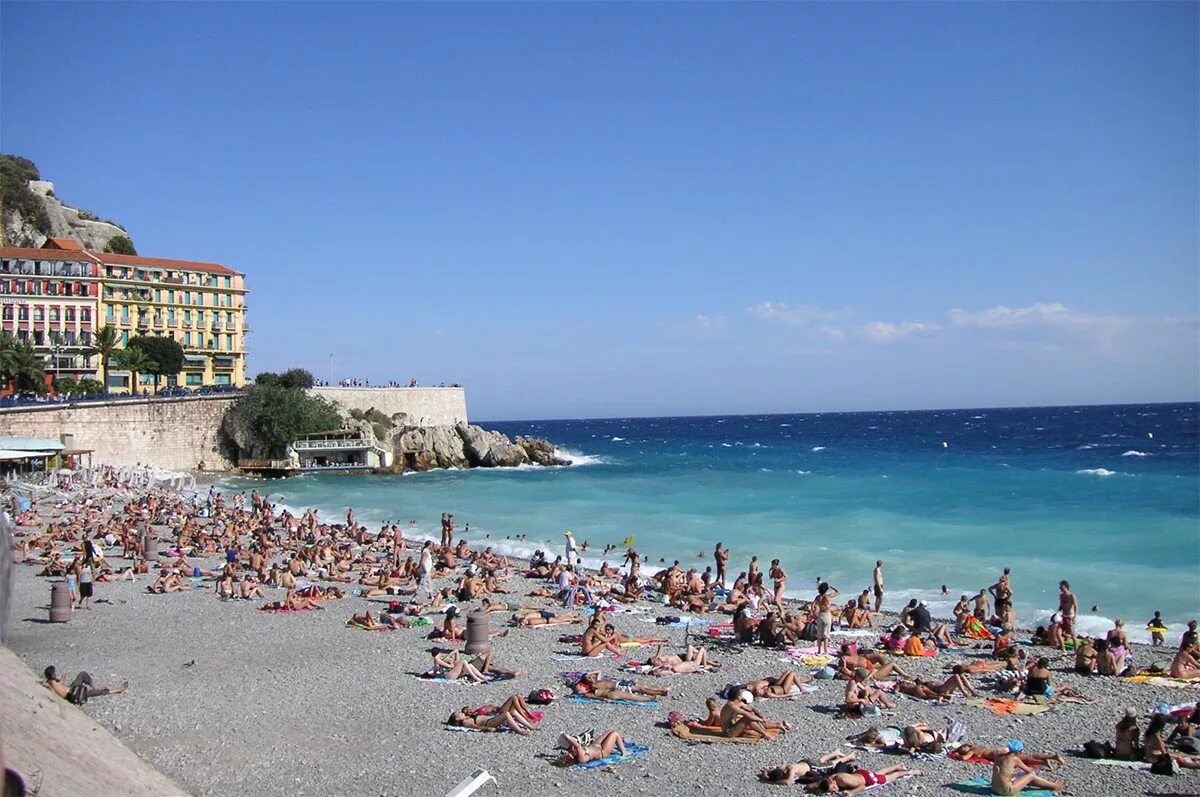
[445,768,498,797]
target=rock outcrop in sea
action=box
[392,422,570,471]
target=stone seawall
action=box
[309,387,468,426]
[0,395,237,471]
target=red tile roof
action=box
[0,245,240,276]
[93,251,240,276]
[43,237,85,251]
[0,246,98,264]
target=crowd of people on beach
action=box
[7,480,1200,795]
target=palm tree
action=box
[1,337,46,393]
[117,346,156,395]
[85,324,121,392]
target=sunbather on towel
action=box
[428,648,499,683]
[147,570,190,593]
[719,690,790,738]
[474,694,542,724]
[581,613,622,657]
[989,741,1065,794]
[956,743,1064,769]
[262,587,323,612]
[572,671,668,702]
[647,644,719,674]
[560,730,627,764]
[758,750,858,784]
[511,609,583,627]
[803,764,922,794]
[447,705,535,735]
[1171,647,1200,679]
[837,644,909,681]
[349,610,408,629]
[745,670,813,699]
[897,666,979,700]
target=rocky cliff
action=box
[2,179,128,250]
[392,422,570,471]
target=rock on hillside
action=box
[3,180,127,250]
[392,422,570,472]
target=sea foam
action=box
[1076,468,1117,477]
[1121,450,1149,457]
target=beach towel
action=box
[554,652,620,662]
[1123,674,1200,690]
[570,695,659,708]
[949,775,1056,797]
[1090,759,1151,772]
[259,606,314,614]
[345,619,396,631]
[964,698,1052,716]
[963,617,994,640]
[570,742,649,770]
[669,722,778,745]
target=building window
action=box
[121,330,129,345]
[183,332,192,346]
[224,276,232,288]
[17,307,28,321]
[82,308,91,322]
[1,307,10,320]
[48,308,59,322]
[214,373,231,386]
[121,306,130,323]
[32,308,43,322]
[65,308,75,322]
[185,372,202,386]
[168,309,176,324]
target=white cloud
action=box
[746,302,850,326]
[858,320,942,343]
[694,314,727,331]
[948,302,1073,327]
[817,326,846,342]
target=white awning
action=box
[0,449,52,461]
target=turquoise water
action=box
[221,402,1199,642]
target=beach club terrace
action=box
[239,429,392,477]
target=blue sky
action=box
[2,2,1196,420]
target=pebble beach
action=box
[4,483,1200,797]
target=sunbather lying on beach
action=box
[955,743,1064,769]
[511,609,583,627]
[803,764,923,794]
[262,587,324,611]
[837,645,909,680]
[744,670,813,699]
[840,667,896,716]
[147,571,189,593]
[43,666,127,704]
[430,648,523,681]
[571,671,668,702]
[758,750,859,784]
[559,730,626,764]
[898,666,979,700]
[348,610,408,629]
[646,643,719,674]
[447,696,539,734]
[989,742,1065,794]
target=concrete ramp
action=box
[0,646,186,796]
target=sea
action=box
[220,402,1199,644]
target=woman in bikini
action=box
[572,671,668,702]
[560,730,627,764]
[744,670,812,699]
[898,666,979,701]
[758,751,858,785]
[447,705,535,735]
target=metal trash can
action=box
[464,611,491,656]
[144,534,158,562]
[49,580,72,622]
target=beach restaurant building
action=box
[0,238,249,392]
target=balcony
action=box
[224,321,236,330]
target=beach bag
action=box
[67,682,89,706]
[815,666,837,680]
[527,689,556,705]
[800,620,819,641]
[903,636,927,657]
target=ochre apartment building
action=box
[0,238,248,391]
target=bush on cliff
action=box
[253,368,313,390]
[220,384,341,461]
[0,154,51,237]
[103,234,137,255]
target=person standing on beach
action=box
[973,589,990,622]
[564,531,579,565]
[1058,581,1078,643]
[872,561,884,612]
[748,556,761,587]
[418,541,434,600]
[769,559,787,611]
[714,543,729,588]
[814,581,839,655]
[440,513,454,549]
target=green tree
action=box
[0,154,50,238]
[117,346,156,394]
[84,325,122,392]
[277,368,314,389]
[254,371,280,387]
[219,384,341,460]
[103,234,137,255]
[128,335,183,392]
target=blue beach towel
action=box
[570,695,659,708]
[950,775,1057,797]
[571,742,649,770]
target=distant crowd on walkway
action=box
[311,379,463,389]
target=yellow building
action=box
[94,251,249,391]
